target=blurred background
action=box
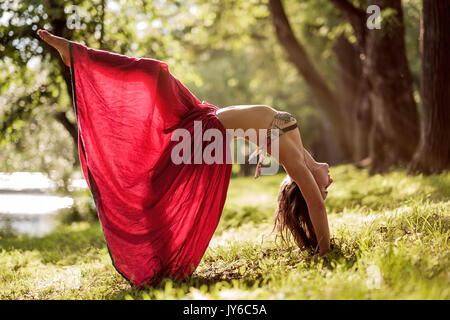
[0,0,448,235]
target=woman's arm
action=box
[303,148,318,170]
[280,137,331,255]
[289,161,331,255]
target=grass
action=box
[0,165,449,299]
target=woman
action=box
[37,30,333,288]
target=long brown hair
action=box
[273,175,318,250]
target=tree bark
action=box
[334,35,371,162]
[53,111,80,165]
[408,0,450,174]
[47,0,79,152]
[268,0,352,160]
[311,119,345,165]
[331,0,420,174]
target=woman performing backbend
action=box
[37,30,333,288]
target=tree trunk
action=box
[331,0,419,174]
[268,0,352,161]
[408,0,450,174]
[334,35,371,162]
[366,0,419,173]
[311,118,345,165]
[48,0,79,162]
[29,1,79,165]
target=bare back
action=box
[216,105,277,131]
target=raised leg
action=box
[37,29,70,66]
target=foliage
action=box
[1,0,423,176]
[58,188,98,223]
[0,166,448,299]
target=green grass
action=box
[0,165,449,299]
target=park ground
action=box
[0,165,449,299]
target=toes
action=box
[38,29,61,47]
[38,30,54,44]
[37,29,51,39]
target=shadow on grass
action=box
[422,174,450,200]
[106,268,267,300]
[105,242,361,300]
[0,223,106,264]
[320,241,359,270]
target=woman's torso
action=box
[216,105,277,131]
[216,105,282,147]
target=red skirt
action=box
[69,42,232,287]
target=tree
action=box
[0,0,184,172]
[0,0,107,164]
[268,0,352,160]
[330,0,420,173]
[408,0,450,174]
[1,0,427,176]
[333,35,371,162]
[172,0,349,165]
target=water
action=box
[0,172,87,237]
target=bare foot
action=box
[38,29,70,66]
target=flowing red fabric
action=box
[69,42,232,287]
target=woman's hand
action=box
[37,29,70,67]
